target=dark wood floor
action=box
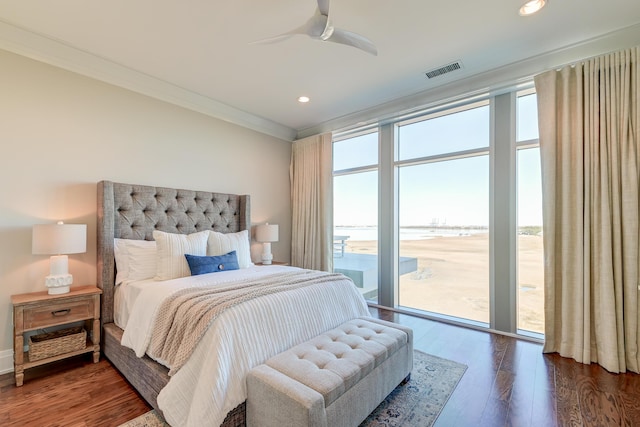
[2,306,640,426]
[0,354,150,426]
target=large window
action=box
[332,87,544,338]
[333,131,379,303]
[397,103,490,324]
[516,92,544,335]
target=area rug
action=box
[119,350,466,427]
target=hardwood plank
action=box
[531,386,558,427]
[434,337,496,426]
[575,375,623,426]
[504,341,539,427]
[554,358,584,426]
[618,390,640,426]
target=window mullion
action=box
[490,92,518,333]
[378,123,397,307]
[395,146,490,168]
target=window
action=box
[397,103,490,324]
[516,92,544,335]
[398,104,490,160]
[332,87,545,339]
[517,92,539,142]
[333,132,378,170]
[333,131,379,303]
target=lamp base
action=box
[261,242,273,265]
[48,285,71,295]
[45,274,73,295]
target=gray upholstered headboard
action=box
[97,180,250,324]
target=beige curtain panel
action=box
[290,132,333,271]
[535,46,640,373]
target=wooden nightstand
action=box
[258,261,289,266]
[11,285,102,386]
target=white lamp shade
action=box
[256,223,279,243]
[32,223,87,255]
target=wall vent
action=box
[425,61,463,79]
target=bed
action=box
[96,181,370,427]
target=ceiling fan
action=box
[252,0,378,56]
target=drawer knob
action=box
[51,309,71,317]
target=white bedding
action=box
[119,265,370,427]
[114,277,155,329]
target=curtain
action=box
[290,132,333,271]
[534,46,640,373]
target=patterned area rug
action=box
[119,350,466,427]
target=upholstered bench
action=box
[246,316,413,427]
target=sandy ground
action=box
[344,234,545,334]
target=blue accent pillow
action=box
[185,251,240,275]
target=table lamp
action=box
[256,223,279,265]
[32,221,87,294]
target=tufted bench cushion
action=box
[246,317,413,427]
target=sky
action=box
[333,93,543,228]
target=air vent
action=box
[424,61,463,79]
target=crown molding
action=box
[0,19,297,142]
[297,22,640,139]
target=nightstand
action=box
[11,285,102,386]
[258,261,289,266]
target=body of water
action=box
[335,226,488,241]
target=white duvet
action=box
[119,265,370,427]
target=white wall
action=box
[0,49,292,372]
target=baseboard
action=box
[0,349,14,375]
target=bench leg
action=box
[400,374,411,385]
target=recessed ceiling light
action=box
[519,0,546,16]
[298,96,310,103]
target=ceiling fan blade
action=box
[317,0,330,16]
[250,21,311,45]
[327,28,378,56]
[250,33,297,45]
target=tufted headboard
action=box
[97,180,250,324]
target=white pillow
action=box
[113,238,131,285]
[127,242,158,281]
[113,238,157,285]
[153,230,208,280]
[207,230,253,269]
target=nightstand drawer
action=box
[23,298,94,330]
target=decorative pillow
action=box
[153,230,208,280]
[113,238,157,285]
[207,230,253,269]
[185,251,240,275]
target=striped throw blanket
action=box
[148,270,349,375]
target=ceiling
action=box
[1,0,640,141]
